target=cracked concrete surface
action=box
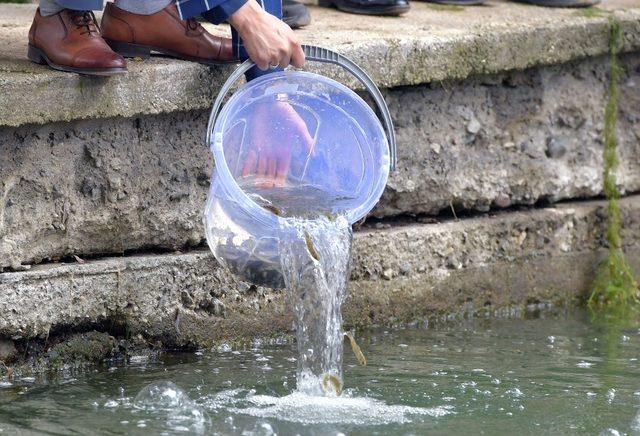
[1,196,639,345]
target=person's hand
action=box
[242,101,315,188]
[228,0,305,70]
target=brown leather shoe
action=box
[101,3,236,65]
[27,8,127,76]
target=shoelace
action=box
[70,11,99,35]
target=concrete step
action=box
[2,196,639,346]
[2,2,640,127]
[2,51,640,268]
[2,2,640,268]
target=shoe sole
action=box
[318,0,410,15]
[283,8,312,28]
[105,40,239,66]
[27,44,127,76]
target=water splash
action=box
[133,381,207,432]
[278,215,352,396]
[225,390,453,425]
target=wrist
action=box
[228,0,261,34]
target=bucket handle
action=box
[206,44,397,172]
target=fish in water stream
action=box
[322,373,343,396]
[344,332,367,366]
[304,231,320,261]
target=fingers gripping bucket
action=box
[204,45,396,288]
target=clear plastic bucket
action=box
[204,46,396,288]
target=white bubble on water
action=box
[133,381,207,432]
[576,361,593,368]
[631,409,640,432]
[217,344,232,353]
[606,388,616,403]
[129,355,148,364]
[0,381,12,388]
[505,388,524,398]
[599,428,621,436]
[104,400,119,408]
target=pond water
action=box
[1,310,640,435]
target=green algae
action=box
[573,6,607,19]
[47,331,118,368]
[588,18,639,309]
[426,3,465,12]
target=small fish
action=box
[304,231,320,261]
[344,332,367,366]
[262,204,282,216]
[322,373,343,396]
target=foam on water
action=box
[221,390,454,425]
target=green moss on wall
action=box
[588,18,639,308]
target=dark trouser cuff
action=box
[49,0,104,10]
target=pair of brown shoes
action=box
[27,3,235,76]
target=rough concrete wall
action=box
[380,53,640,215]
[1,196,639,346]
[1,54,640,269]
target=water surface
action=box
[1,310,640,435]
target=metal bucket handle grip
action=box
[206,44,397,171]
